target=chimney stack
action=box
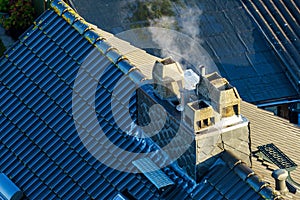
[138,61,251,181]
[272,169,289,195]
[152,57,184,101]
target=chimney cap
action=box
[272,169,288,181]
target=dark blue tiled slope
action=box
[0,5,197,200]
[241,0,300,95]
[194,0,299,103]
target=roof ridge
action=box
[50,0,146,84]
[221,150,280,199]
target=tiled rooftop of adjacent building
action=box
[241,101,300,199]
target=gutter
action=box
[257,99,300,108]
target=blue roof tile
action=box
[72,20,90,35]
[94,39,111,54]
[62,9,81,25]
[84,29,102,44]
[51,0,69,16]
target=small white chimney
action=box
[176,88,185,112]
[200,65,205,76]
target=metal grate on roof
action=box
[132,158,174,190]
[257,143,297,171]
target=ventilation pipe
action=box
[272,169,289,195]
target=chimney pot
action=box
[272,169,289,194]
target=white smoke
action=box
[178,7,203,39]
[148,6,218,74]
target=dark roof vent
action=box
[132,158,174,191]
[0,173,23,200]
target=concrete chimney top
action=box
[272,169,289,195]
[152,57,184,100]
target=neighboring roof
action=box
[241,0,300,95]
[241,101,300,199]
[0,0,277,199]
[194,0,299,104]
[71,0,300,104]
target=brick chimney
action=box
[193,72,250,178]
[137,59,251,181]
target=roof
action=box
[86,25,159,79]
[241,0,300,95]
[0,0,278,199]
[196,151,274,200]
[0,1,195,199]
[70,0,300,104]
[0,173,23,200]
[241,101,300,199]
[180,0,300,104]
